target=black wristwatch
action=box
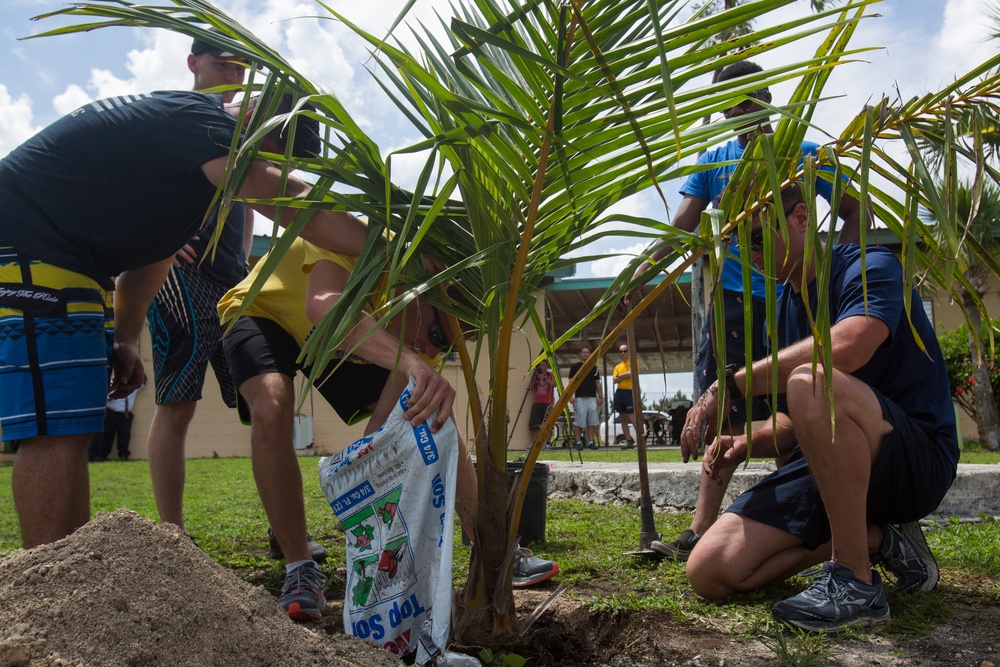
[725,364,743,400]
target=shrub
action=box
[938,318,1000,418]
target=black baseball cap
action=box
[191,28,237,58]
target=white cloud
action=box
[0,83,41,157]
[589,242,650,278]
[46,29,194,112]
[938,0,997,77]
[51,84,91,116]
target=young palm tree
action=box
[31,0,1000,644]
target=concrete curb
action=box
[544,461,1000,519]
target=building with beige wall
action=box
[1,242,996,462]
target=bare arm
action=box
[305,259,455,432]
[702,412,795,482]
[736,314,889,396]
[243,207,255,264]
[110,257,174,397]
[201,157,372,256]
[833,190,871,246]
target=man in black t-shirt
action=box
[568,346,602,450]
[0,87,372,552]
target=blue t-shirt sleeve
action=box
[679,151,715,202]
[799,140,835,204]
[832,248,903,339]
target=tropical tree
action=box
[31,0,1000,648]
[922,181,1000,450]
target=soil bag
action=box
[319,378,457,664]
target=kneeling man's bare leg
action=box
[687,512,829,600]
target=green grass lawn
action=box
[0,454,997,651]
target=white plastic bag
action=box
[319,378,457,664]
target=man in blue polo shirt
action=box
[680,182,958,632]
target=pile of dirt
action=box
[0,510,400,667]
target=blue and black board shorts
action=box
[0,247,111,442]
[148,263,237,407]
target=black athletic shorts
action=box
[694,289,771,425]
[725,387,957,550]
[148,264,237,407]
[613,388,634,415]
[529,402,552,431]
[223,316,391,426]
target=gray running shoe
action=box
[650,528,700,561]
[267,527,328,563]
[772,562,890,633]
[512,546,559,587]
[279,561,327,621]
[878,522,939,594]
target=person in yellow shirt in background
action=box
[612,344,638,449]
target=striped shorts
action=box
[0,247,111,442]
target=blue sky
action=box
[1,0,996,399]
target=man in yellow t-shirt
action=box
[612,344,638,448]
[218,237,464,622]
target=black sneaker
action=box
[650,528,700,561]
[877,522,939,594]
[279,561,327,621]
[587,441,598,450]
[267,528,328,563]
[772,562,890,633]
[574,441,583,451]
[512,546,559,588]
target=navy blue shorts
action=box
[613,388,634,415]
[223,316,390,426]
[694,290,771,425]
[725,388,957,550]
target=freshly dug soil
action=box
[0,510,399,667]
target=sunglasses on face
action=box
[427,308,452,351]
[619,349,628,354]
[747,201,803,252]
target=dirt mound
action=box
[0,510,400,667]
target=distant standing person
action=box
[612,344,638,448]
[569,347,602,451]
[528,360,556,447]
[89,385,142,462]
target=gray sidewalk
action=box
[543,459,1000,519]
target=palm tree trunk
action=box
[963,295,1000,451]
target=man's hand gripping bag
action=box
[319,378,457,664]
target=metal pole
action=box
[627,323,659,553]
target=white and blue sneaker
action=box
[772,561,890,633]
